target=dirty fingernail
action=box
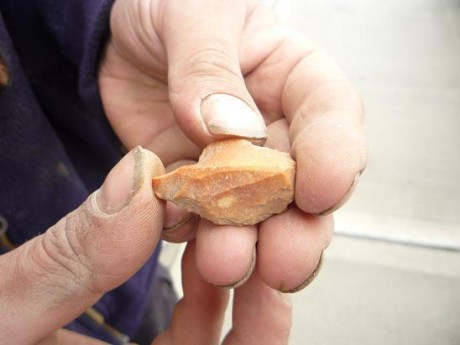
[283,251,324,293]
[162,213,198,243]
[318,170,363,216]
[201,94,267,141]
[163,202,191,229]
[98,147,144,214]
[218,249,257,289]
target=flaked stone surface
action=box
[152,139,296,225]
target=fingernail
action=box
[284,251,324,293]
[98,147,144,214]
[218,249,256,289]
[163,202,191,229]
[201,94,267,141]
[318,170,363,216]
[162,213,198,243]
[163,213,193,232]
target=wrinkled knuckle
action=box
[188,47,240,77]
[38,212,95,293]
[170,46,242,94]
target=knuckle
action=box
[35,211,96,293]
[188,47,239,77]
[170,46,243,94]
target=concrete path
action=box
[288,0,460,344]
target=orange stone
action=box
[152,139,296,225]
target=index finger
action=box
[239,9,367,215]
[282,48,367,214]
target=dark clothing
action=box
[0,1,168,343]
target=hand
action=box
[0,148,166,343]
[0,149,290,345]
[100,0,366,288]
[152,241,291,345]
[99,0,367,342]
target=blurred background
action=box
[163,1,460,344]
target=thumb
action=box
[160,0,267,146]
[0,147,165,343]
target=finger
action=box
[240,9,367,214]
[283,48,367,214]
[153,241,229,345]
[162,202,198,243]
[195,220,257,287]
[264,117,291,153]
[223,270,292,345]
[162,161,199,243]
[241,10,310,123]
[257,206,333,292]
[0,147,165,343]
[157,0,267,147]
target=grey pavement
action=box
[291,0,460,249]
[288,0,460,344]
[163,0,460,344]
[290,236,460,345]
